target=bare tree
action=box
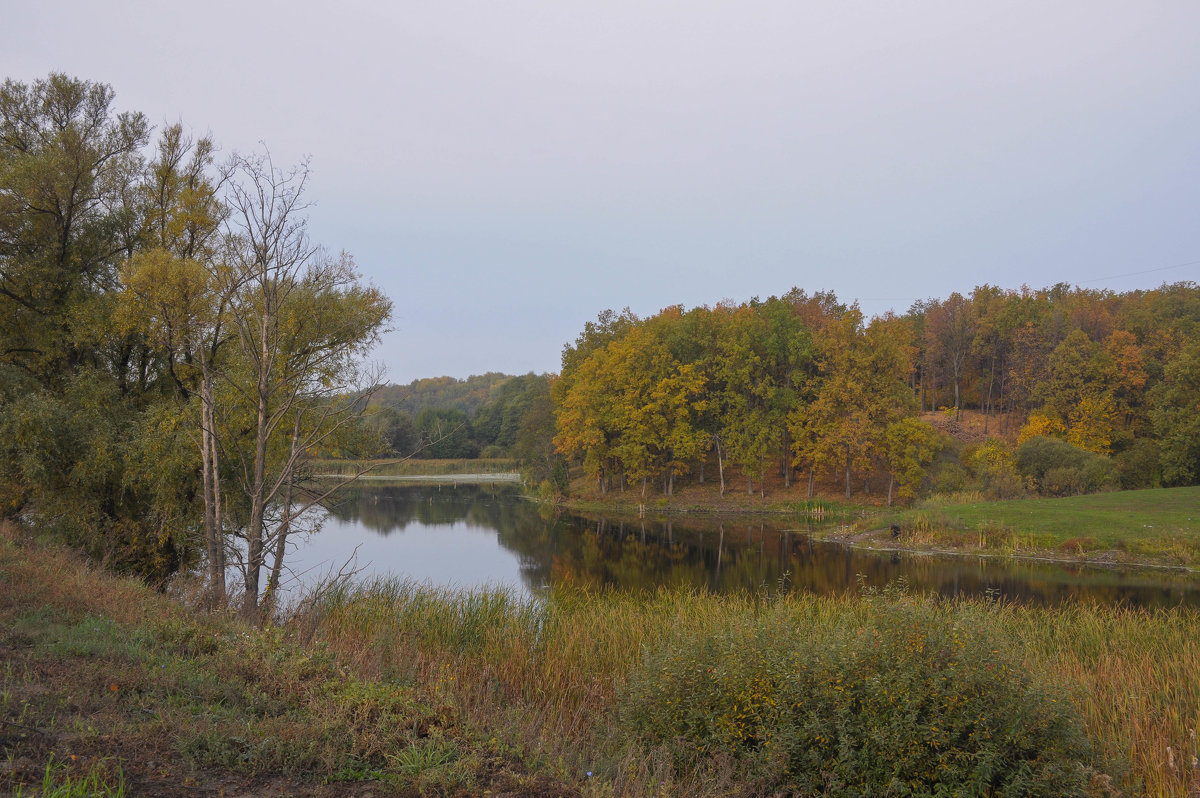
[215,151,392,621]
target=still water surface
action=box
[281,483,1200,608]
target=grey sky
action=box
[5,2,1198,382]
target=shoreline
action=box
[311,472,522,484]
[556,491,1200,575]
[819,526,1200,575]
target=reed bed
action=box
[1007,602,1200,797]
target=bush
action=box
[930,462,969,495]
[619,587,1096,796]
[1079,456,1118,494]
[1016,437,1118,496]
[1043,466,1085,497]
[1114,439,1161,490]
[968,439,1025,500]
[983,468,1025,500]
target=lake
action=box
[279,483,1200,608]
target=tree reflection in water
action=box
[315,484,1200,608]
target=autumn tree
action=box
[788,308,913,499]
[923,292,975,418]
[119,124,231,602]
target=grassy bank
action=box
[4,522,1198,796]
[563,473,1200,571]
[312,458,518,478]
[852,486,1200,569]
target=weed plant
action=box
[13,756,126,798]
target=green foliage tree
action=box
[471,373,552,455]
[373,372,511,419]
[415,407,478,459]
[364,406,418,457]
[1150,340,1200,486]
[880,416,940,505]
[0,74,150,388]
[510,378,565,491]
[0,74,190,581]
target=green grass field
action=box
[867,486,1200,567]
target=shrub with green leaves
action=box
[1016,436,1118,496]
[619,587,1096,796]
[967,439,1025,500]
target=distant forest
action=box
[368,373,555,463]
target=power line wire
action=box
[853,257,1200,304]
[1074,257,1200,285]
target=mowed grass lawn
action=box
[880,486,1200,566]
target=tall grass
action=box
[294,578,1200,796]
[1010,602,1200,796]
[5,519,1197,796]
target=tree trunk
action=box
[199,373,225,608]
[242,310,273,622]
[808,469,815,499]
[844,445,852,499]
[984,354,996,434]
[265,416,302,611]
[782,429,792,488]
[715,436,726,496]
[887,473,894,506]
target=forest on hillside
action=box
[369,281,1199,506]
[368,372,554,461]
[551,284,1200,501]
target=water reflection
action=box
[306,484,1200,608]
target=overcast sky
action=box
[5,2,1199,383]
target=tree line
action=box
[0,74,389,618]
[552,283,1200,500]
